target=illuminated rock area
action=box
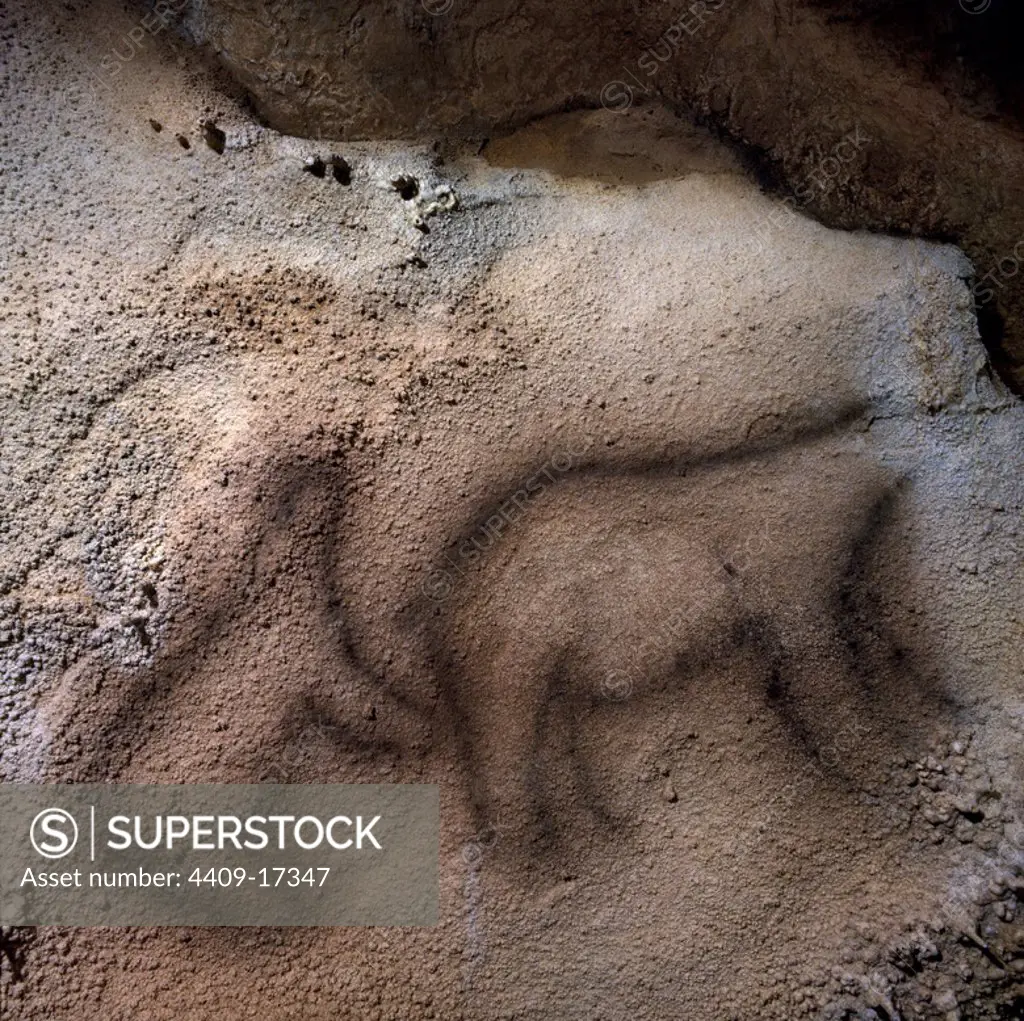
[0,1,1022,1018]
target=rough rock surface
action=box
[184,0,1024,388]
[1,1,1023,1019]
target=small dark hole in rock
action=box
[303,155,326,178]
[200,120,226,155]
[331,155,351,185]
[392,175,419,200]
[148,118,162,133]
[176,133,190,149]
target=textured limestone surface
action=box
[0,1,1023,1019]
[184,0,1024,388]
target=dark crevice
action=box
[975,299,1023,398]
[690,102,1024,399]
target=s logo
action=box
[30,808,79,859]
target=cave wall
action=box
[184,0,1024,387]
